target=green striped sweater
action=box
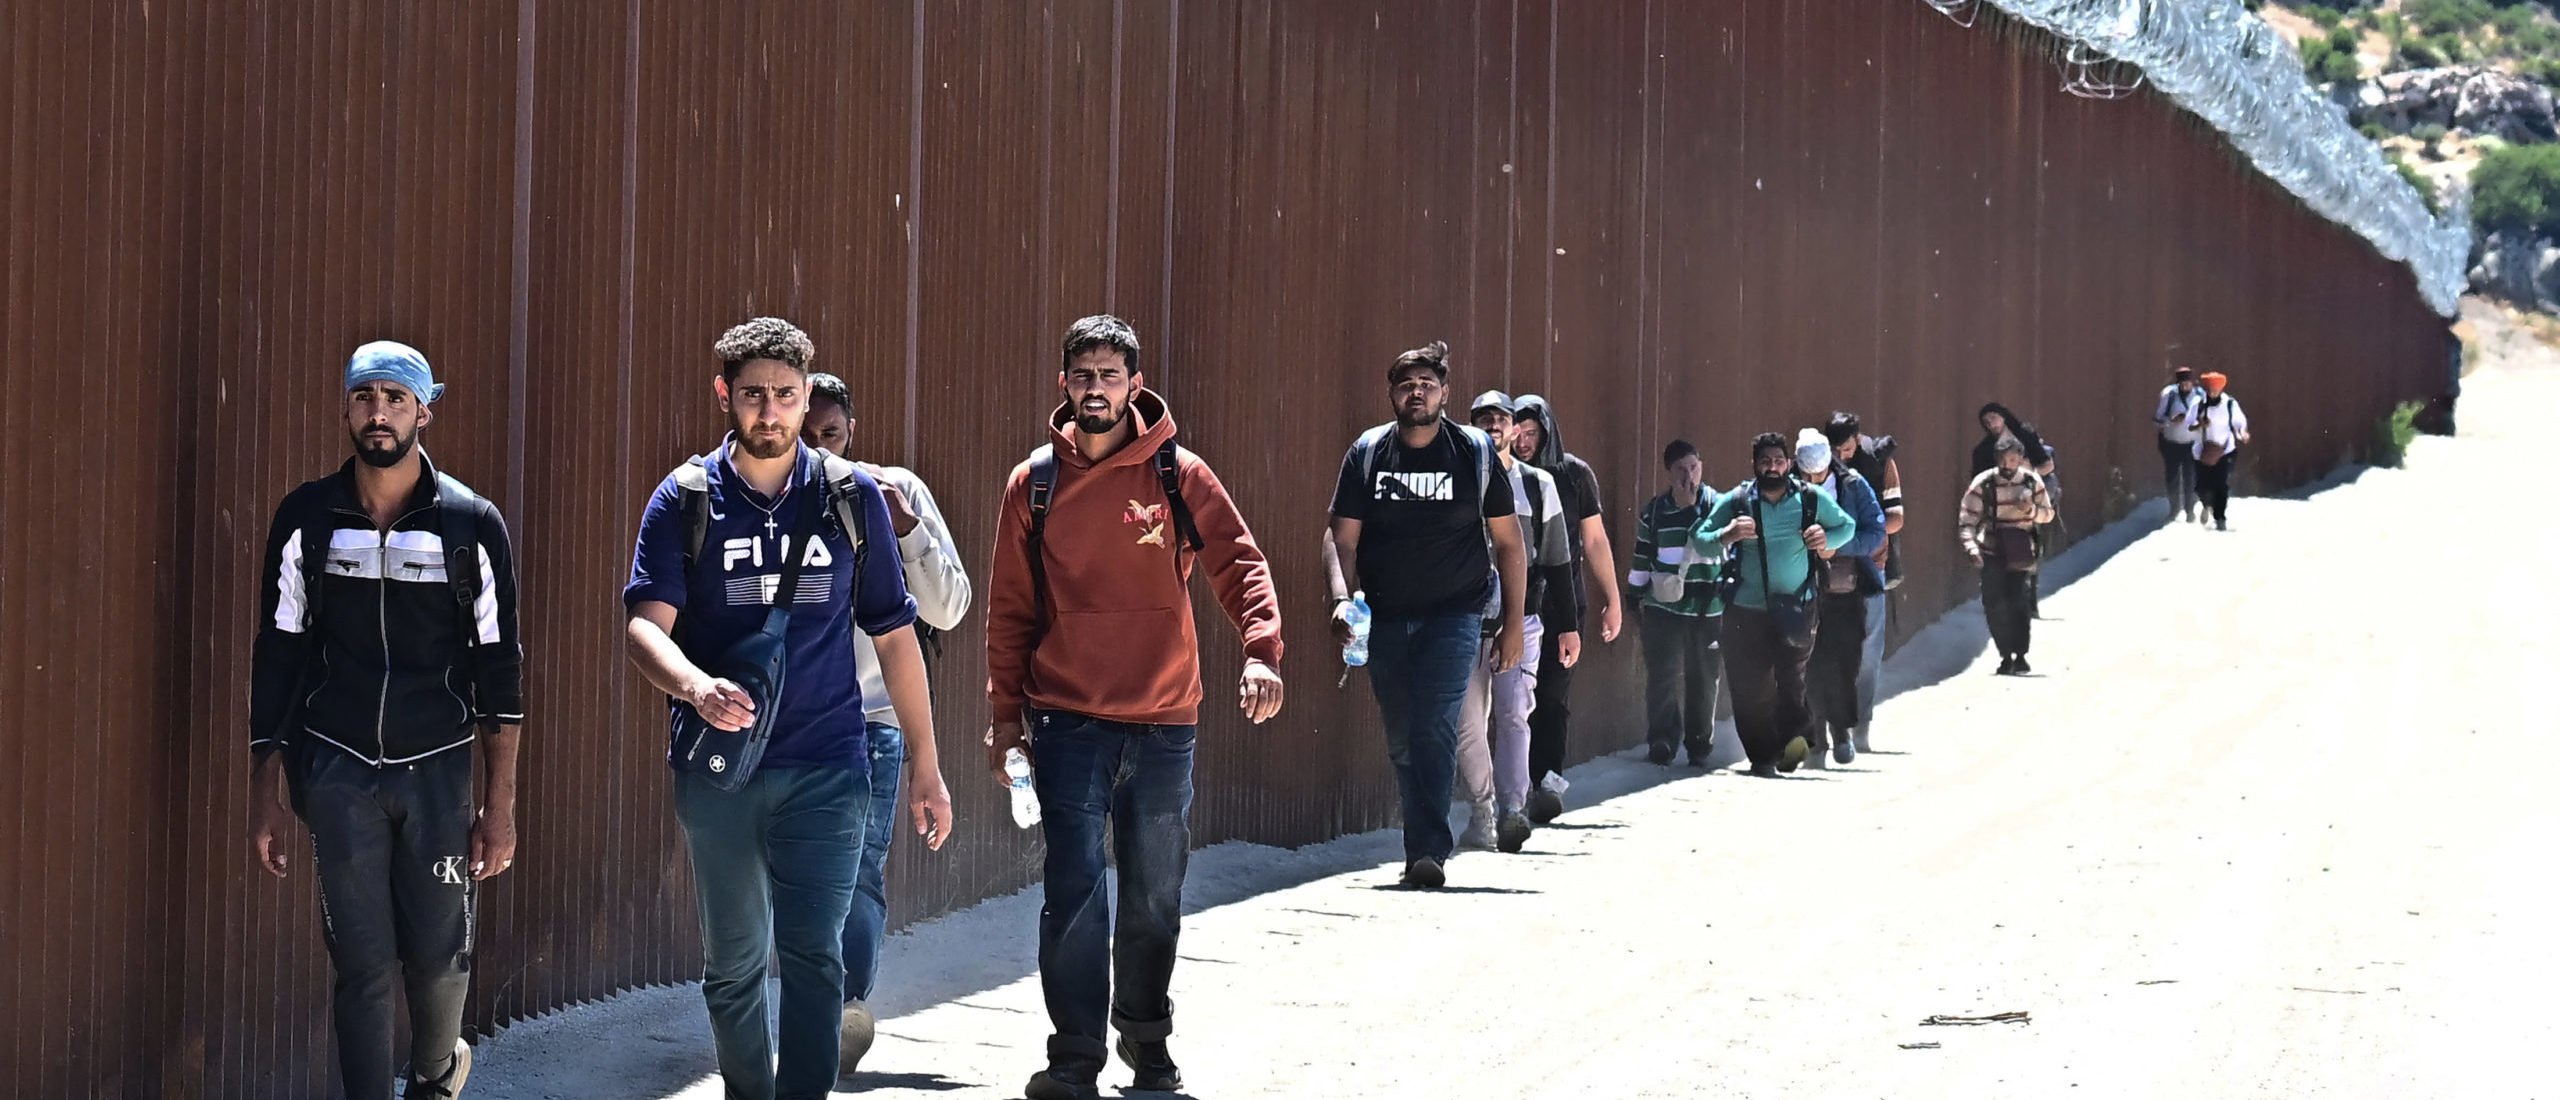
[1627,489,1723,617]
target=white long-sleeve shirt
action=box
[852,464,972,728]
[2155,384,2202,445]
[2186,395,2250,460]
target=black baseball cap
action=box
[1470,390,1516,417]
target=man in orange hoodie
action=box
[984,315,1285,1100]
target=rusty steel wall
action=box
[0,2,2450,1096]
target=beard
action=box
[736,421,797,460]
[1396,401,1438,428]
[350,425,417,469]
[1074,399,1128,436]
[1754,472,1790,494]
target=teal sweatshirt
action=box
[1696,481,1858,612]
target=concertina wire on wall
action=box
[1928,0,2471,317]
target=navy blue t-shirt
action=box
[623,438,917,771]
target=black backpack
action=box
[293,473,491,702]
[1024,437,1202,639]
[1718,481,1819,605]
[673,452,872,638]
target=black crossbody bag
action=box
[670,487,823,792]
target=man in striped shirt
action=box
[1628,440,1724,767]
[1960,435,2057,674]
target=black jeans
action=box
[2159,436,2199,515]
[1721,607,1816,767]
[1981,565,2035,660]
[1029,709,1196,1068]
[1528,625,1573,784]
[1806,591,1869,749]
[2198,452,2236,523]
[296,747,476,1100]
[1639,605,1721,761]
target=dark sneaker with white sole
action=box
[1496,811,1533,853]
[1527,788,1564,824]
[1115,1036,1183,1092]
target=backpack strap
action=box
[296,505,331,632]
[1356,423,1396,500]
[817,453,870,577]
[434,476,490,723]
[1025,445,1061,638]
[436,474,487,650]
[673,455,714,569]
[1153,438,1205,553]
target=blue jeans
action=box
[674,764,869,1100]
[1856,592,1888,734]
[1365,612,1481,864]
[841,722,903,1004]
[1029,709,1196,1067]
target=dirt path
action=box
[470,353,2560,1099]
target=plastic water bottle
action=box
[1004,747,1040,829]
[1342,593,1373,668]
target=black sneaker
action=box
[1400,857,1446,889]
[1527,788,1564,824]
[1748,762,1781,778]
[1645,746,1676,766]
[1496,811,1533,854]
[2012,656,2032,675]
[1995,655,2017,676]
[1115,1036,1183,1092]
[1025,1064,1102,1100]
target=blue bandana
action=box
[344,341,444,403]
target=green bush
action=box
[2300,3,2347,31]
[2471,143,2560,236]
[2412,122,2451,144]
[2360,121,2392,140]
[2400,38,2449,66]
[2403,0,2493,35]
[2373,401,2422,468]
[2392,152,2442,212]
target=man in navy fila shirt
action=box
[622,317,954,1100]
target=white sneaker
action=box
[1459,802,1499,851]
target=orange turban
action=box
[2199,371,2228,394]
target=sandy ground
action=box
[466,352,2560,1100]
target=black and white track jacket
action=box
[249,453,524,766]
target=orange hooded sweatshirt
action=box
[985,389,1284,726]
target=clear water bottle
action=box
[1004,747,1040,829]
[1342,592,1372,668]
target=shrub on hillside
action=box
[2404,0,2493,36]
[2392,152,2443,212]
[2471,143,2560,236]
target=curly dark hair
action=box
[714,317,816,382]
[1750,431,1790,461]
[1061,314,1142,375]
[1389,341,1451,384]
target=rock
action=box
[2454,70,2557,144]
[2467,229,2560,313]
[2350,66,2554,142]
